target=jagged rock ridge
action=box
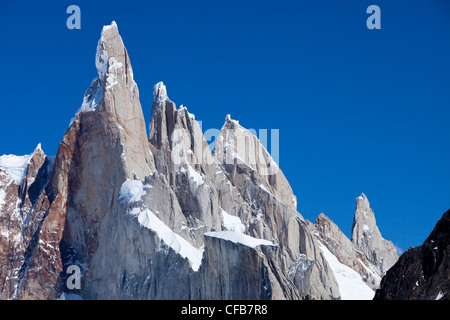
[0,145,62,299]
[0,22,399,300]
[374,209,450,300]
[307,193,398,299]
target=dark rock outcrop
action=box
[374,209,450,300]
[351,193,398,275]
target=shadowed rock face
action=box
[0,21,376,300]
[375,209,450,300]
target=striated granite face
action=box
[374,209,450,300]
[214,116,297,211]
[351,193,398,275]
[57,22,157,300]
[0,21,403,300]
[143,81,339,299]
[212,116,339,299]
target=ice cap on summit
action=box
[153,81,170,103]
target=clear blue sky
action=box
[1,0,449,253]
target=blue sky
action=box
[1,0,449,252]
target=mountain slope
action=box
[0,145,61,299]
[308,193,398,299]
[55,21,340,300]
[351,193,398,275]
[0,22,402,300]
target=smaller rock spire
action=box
[351,193,398,274]
[149,82,176,148]
[153,81,170,104]
[224,114,239,128]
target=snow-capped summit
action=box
[95,21,122,81]
[76,21,139,118]
[0,143,56,299]
[225,114,239,125]
[356,192,370,208]
[34,143,42,152]
[357,192,368,201]
[93,21,137,95]
[103,20,117,31]
[0,143,46,184]
[0,153,32,184]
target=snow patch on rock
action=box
[0,188,6,211]
[435,291,446,300]
[187,165,204,187]
[0,154,32,184]
[78,80,104,114]
[129,207,203,271]
[95,22,118,80]
[153,81,170,104]
[204,231,275,249]
[118,180,146,205]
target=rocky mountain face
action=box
[374,209,450,300]
[0,22,399,300]
[351,193,398,275]
[307,193,398,297]
[0,145,63,299]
